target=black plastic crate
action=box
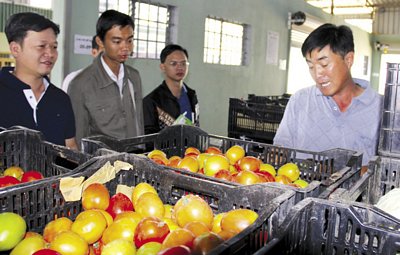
[331,156,400,205]
[379,63,400,157]
[247,93,290,106]
[0,128,91,187]
[82,125,364,204]
[227,97,286,143]
[0,153,296,255]
[254,197,400,255]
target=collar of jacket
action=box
[93,53,129,89]
[160,80,196,99]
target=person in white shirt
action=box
[61,36,102,92]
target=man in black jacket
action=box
[143,44,199,134]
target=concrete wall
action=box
[52,0,373,136]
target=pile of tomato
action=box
[0,181,259,255]
[148,145,309,188]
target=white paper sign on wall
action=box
[74,34,92,55]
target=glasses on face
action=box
[167,61,189,68]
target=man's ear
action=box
[160,63,165,72]
[95,36,104,49]
[344,52,354,68]
[9,41,21,58]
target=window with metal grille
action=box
[203,17,249,66]
[99,0,175,59]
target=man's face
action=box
[11,28,58,77]
[160,50,189,83]
[100,25,134,66]
[305,45,353,97]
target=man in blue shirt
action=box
[143,44,199,134]
[274,23,382,171]
[0,12,77,149]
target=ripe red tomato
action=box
[134,217,170,248]
[106,193,133,219]
[32,249,62,255]
[0,175,20,188]
[82,183,110,210]
[157,245,191,255]
[20,171,44,183]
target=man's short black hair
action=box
[301,23,354,58]
[160,44,189,63]
[5,12,60,44]
[96,10,134,41]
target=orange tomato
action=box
[148,149,167,159]
[234,170,262,185]
[203,154,230,177]
[237,156,261,172]
[163,204,174,219]
[225,145,245,165]
[150,154,169,165]
[50,231,88,255]
[132,183,157,207]
[177,156,199,173]
[184,221,210,237]
[204,146,222,155]
[275,175,292,185]
[71,210,107,244]
[217,229,237,241]
[94,209,113,227]
[101,239,136,255]
[221,209,258,234]
[167,156,182,168]
[277,163,300,182]
[161,228,195,250]
[4,166,24,180]
[134,217,170,248]
[173,195,214,229]
[82,183,110,210]
[211,213,226,233]
[101,217,137,245]
[184,147,201,157]
[135,192,165,218]
[114,211,143,224]
[43,217,73,243]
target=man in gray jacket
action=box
[68,10,144,147]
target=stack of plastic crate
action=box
[227,94,290,144]
[0,128,91,189]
